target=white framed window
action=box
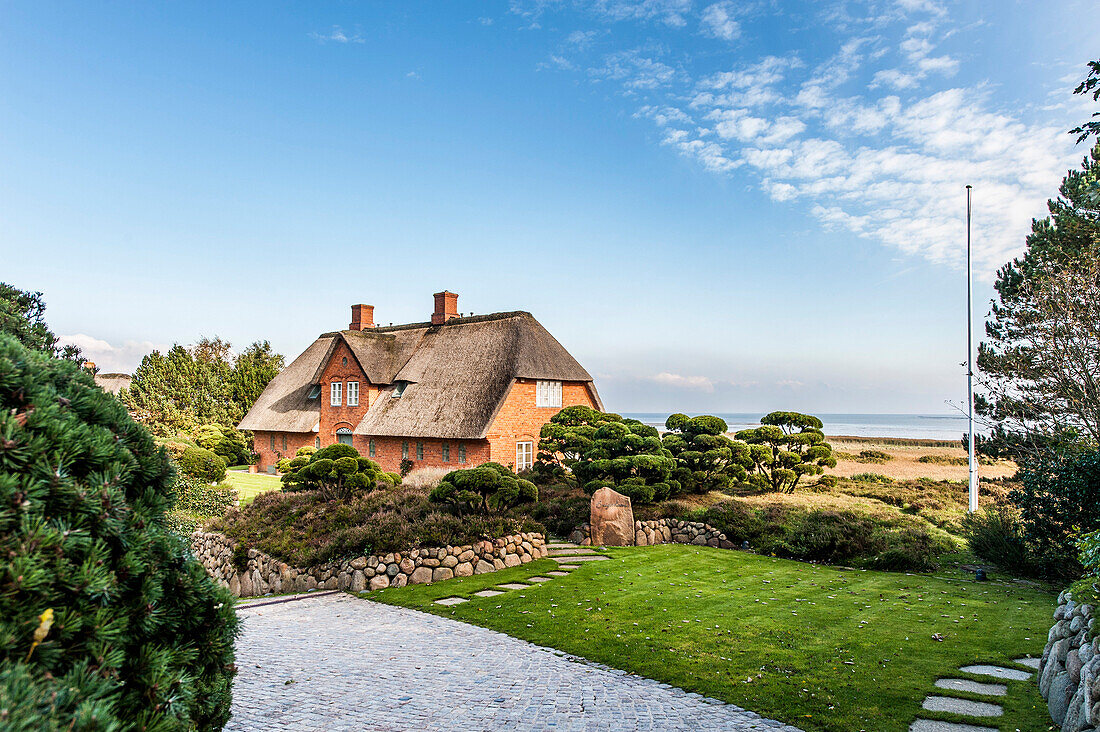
[535,380,562,408]
[516,441,534,471]
[330,381,342,406]
[347,381,359,406]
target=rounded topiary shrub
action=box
[0,334,239,729]
[178,445,228,483]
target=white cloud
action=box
[700,1,741,41]
[591,49,677,89]
[651,372,716,391]
[59,334,166,374]
[589,0,693,26]
[309,26,365,44]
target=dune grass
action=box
[370,544,1054,732]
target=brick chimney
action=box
[349,304,375,330]
[432,291,459,325]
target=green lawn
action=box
[222,471,282,505]
[369,545,1056,732]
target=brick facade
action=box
[252,377,598,474]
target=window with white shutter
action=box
[535,380,562,407]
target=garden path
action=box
[227,592,802,732]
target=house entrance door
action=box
[336,428,353,446]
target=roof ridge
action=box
[322,310,533,337]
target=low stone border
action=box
[569,518,735,549]
[190,531,548,598]
[1039,589,1099,731]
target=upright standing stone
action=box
[590,486,635,546]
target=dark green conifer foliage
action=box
[662,414,751,493]
[0,334,238,730]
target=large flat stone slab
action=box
[910,721,998,732]
[526,576,553,583]
[546,570,571,577]
[1014,657,1041,669]
[958,664,1032,681]
[434,597,467,606]
[556,564,580,570]
[496,583,533,590]
[921,696,1002,717]
[473,590,504,598]
[934,678,1006,696]
[552,555,608,562]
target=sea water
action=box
[621,413,974,441]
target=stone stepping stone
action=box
[526,577,553,583]
[546,570,571,577]
[552,555,608,562]
[909,721,998,732]
[921,696,1002,717]
[958,664,1032,681]
[1014,656,1041,669]
[472,589,504,598]
[434,597,467,606]
[934,678,1007,696]
[497,583,533,590]
[556,565,580,570]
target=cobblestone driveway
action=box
[227,593,802,732]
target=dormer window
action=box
[307,384,321,400]
[330,381,342,406]
[392,381,409,398]
[536,380,562,408]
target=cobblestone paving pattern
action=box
[227,593,803,732]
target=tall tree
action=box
[977,60,1100,457]
[227,340,285,416]
[0,283,83,362]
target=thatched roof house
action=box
[94,372,132,395]
[240,292,602,473]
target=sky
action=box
[1,1,1096,415]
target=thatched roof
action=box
[238,311,601,439]
[94,373,131,395]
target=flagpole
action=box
[966,185,978,513]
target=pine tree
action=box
[0,283,83,363]
[0,334,238,729]
[227,341,284,417]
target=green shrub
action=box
[1080,530,1100,577]
[918,454,968,466]
[662,414,750,494]
[817,475,839,488]
[527,494,592,537]
[962,504,1036,575]
[177,445,228,483]
[851,472,894,484]
[735,411,836,493]
[429,463,538,515]
[693,499,949,571]
[386,471,402,486]
[278,443,386,500]
[192,424,251,466]
[0,333,238,729]
[212,486,544,566]
[1010,448,1100,580]
[858,449,891,464]
[400,458,414,477]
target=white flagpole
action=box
[967,185,978,513]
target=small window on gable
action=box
[536,380,562,408]
[307,384,321,400]
[342,356,348,367]
[392,381,408,398]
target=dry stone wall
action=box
[1040,589,1099,731]
[190,531,547,598]
[569,518,736,550]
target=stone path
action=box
[227,592,803,731]
[432,541,607,607]
[909,658,1038,731]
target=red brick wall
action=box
[252,430,318,473]
[319,340,375,444]
[486,379,598,470]
[352,435,491,474]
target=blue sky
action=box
[1,1,1096,414]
